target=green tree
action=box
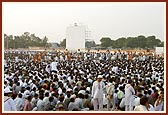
[114,37,127,48]
[137,35,147,48]
[100,37,112,48]
[85,41,96,48]
[4,33,50,49]
[60,39,66,48]
[42,36,48,47]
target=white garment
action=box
[4,96,17,111]
[43,97,49,104]
[105,83,115,111]
[74,98,84,110]
[92,80,105,111]
[92,81,105,99]
[31,98,39,108]
[45,64,51,74]
[68,102,78,111]
[37,99,45,111]
[112,66,118,74]
[23,90,31,98]
[155,101,164,111]
[134,105,148,111]
[50,61,58,71]
[14,97,24,111]
[125,84,135,111]
[148,104,155,111]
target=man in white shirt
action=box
[37,95,45,111]
[125,79,135,111]
[50,61,58,73]
[105,82,115,111]
[74,90,89,111]
[4,87,17,111]
[92,75,105,111]
[14,93,24,111]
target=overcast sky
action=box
[3,2,165,44]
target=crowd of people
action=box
[3,49,164,111]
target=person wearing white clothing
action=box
[50,61,58,72]
[14,93,24,111]
[92,75,105,111]
[125,79,135,111]
[4,87,17,111]
[75,91,89,111]
[104,81,115,111]
[37,95,45,111]
[134,96,154,111]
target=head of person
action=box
[56,103,66,111]
[18,93,22,98]
[59,94,65,102]
[49,96,54,102]
[140,96,149,106]
[97,75,103,82]
[128,79,133,85]
[4,87,13,97]
[78,92,84,99]
[27,95,32,101]
[70,94,76,102]
[34,93,39,99]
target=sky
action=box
[3,2,166,44]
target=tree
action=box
[100,37,112,48]
[60,39,66,48]
[114,37,127,48]
[42,36,48,47]
[4,33,51,49]
[85,41,96,48]
[137,35,147,48]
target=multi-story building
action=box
[66,23,91,51]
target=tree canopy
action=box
[4,32,50,49]
[60,39,66,48]
[100,35,164,49]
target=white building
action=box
[66,23,91,51]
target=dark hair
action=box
[39,95,44,100]
[140,96,148,105]
[49,96,54,102]
[70,98,75,102]
[18,93,22,98]
[148,90,152,95]
[34,93,38,97]
[26,87,30,90]
[45,92,49,97]
[59,95,64,102]
[78,93,84,99]
[27,95,32,101]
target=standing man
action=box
[125,79,135,111]
[105,82,115,111]
[92,75,105,111]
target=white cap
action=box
[4,87,12,93]
[97,75,103,79]
[78,90,85,95]
[58,89,62,95]
[67,88,72,92]
[86,87,90,92]
[158,79,163,82]
[18,75,22,79]
[70,94,76,99]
